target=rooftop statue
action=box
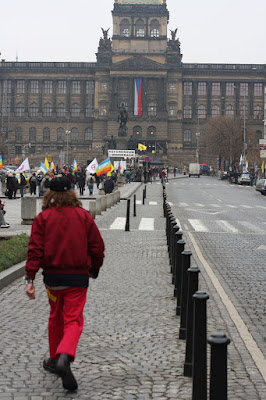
[101,28,110,40]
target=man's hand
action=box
[26,283,36,299]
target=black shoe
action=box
[56,353,78,391]
[43,357,58,374]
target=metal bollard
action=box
[167,214,175,254]
[208,333,231,400]
[144,184,147,199]
[142,188,145,205]
[133,194,136,217]
[172,230,183,284]
[192,291,209,400]
[179,250,192,339]
[170,224,180,274]
[184,265,200,377]
[174,240,185,302]
[125,199,130,231]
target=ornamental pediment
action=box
[112,55,166,71]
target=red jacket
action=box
[25,206,105,280]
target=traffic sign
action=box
[145,156,150,162]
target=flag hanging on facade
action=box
[15,158,30,173]
[86,158,98,174]
[40,161,48,174]
[138,143,147,151]
[96,157,112,176]
[0,155,3,170]
[134,78,143,116]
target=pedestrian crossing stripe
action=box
[188,219,266,234]
[135,200,158,205]
[110,217,155,231]
[177,203,264,209]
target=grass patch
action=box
[0,234,29,273]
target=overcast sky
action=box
[1,0,265,64]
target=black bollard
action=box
[168,214,175,257]
[171,224,180,274]
[142,188,145,205]
[174,240,185,300]
[179,250,192,339]
[125,199,130,231]
[192,291,209,400]
[184,265,200,377]
[172,230,183,284]
[144,184,147,199]
[208,333,231,400]
[133,194,136,217]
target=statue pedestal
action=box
[118,127,127,137]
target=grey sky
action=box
[1,0,265,64]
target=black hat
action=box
[50,177,71,192]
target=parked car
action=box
[255,179,266,195]
[200,164,210,175]
[238,173,251,185]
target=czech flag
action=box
[96,157,112,176]
[134,78,142,116]
[0,155,3,170]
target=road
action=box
[167,175,266,396]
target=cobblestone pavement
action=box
[0,177,194,399]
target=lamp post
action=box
[66,130,70,166]
[196,132,200,163]
[243,87,247,168]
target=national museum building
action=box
[0,0,265,167]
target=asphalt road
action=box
[167,175,266,393]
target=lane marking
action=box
[209,204,221,208]
[179,202,189,207]
[110,217,126,230]
[188,231,266,383]
[136,200,142,205]
[149,201,158,205]
[238,221,265,233]
[195,203,205,207]
[138,218,154,231]
[188,219,209,232]
[216,220,239,233]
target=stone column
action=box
[21,197,37,225]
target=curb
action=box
[0,261,25,290]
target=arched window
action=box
[57,127,65,141]
[71,128,79,141]
[147,126,156,137]
[184,105,192,119]
[100,102,107,116]
[29,127,36,142]
[240,104,248,118]
[85,104,94,117]
[43,127,50,142]
[29,102,38,117]
[136,19,145,37]
[254,105,262,120]
[120,19,130,37]
[44,102,52,117]
[225,105,234,116]
[169,103,177,116]
[15,127,23,141]
[148,101,157,116]
[211,105,220,116]
[184,129,192,143]
[71,103,80,118]
[16,102,24,117]
[133,125,142,138]
[58,103,66,117]
[85,128,93,141]
[150,19,159,37]
[198,105,206,119]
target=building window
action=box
[148,102,157,116]
[85,128,93,141]
[136,19,145,37]
[44,80,53,94]
[256,130,262,140]
[2,80,11,94]
[58,103,66,117]
[169,82,176,92]
[29,102,38,117]
[184,82,192,96]
[211,104,220,116]
[44,102,52,117]
[254,105,263,120]
[240,83,248,97]
[85,105,94,117]
[57,127,65,141]
[100,102,107,116]
[198,82,206,96]
[2,101,11,116]
[86,80,95,94]
[225,104,234,116]
[226,83,235,96]
[147,126,156,137]
[29,127,36,142]
[184,105,192,119]
[15,146,22,155]
[15,127,23,141]
[150,19,159,37]
[254,83,263,97]
[120,19,130,37]
[71,103,80,118]
[169,104,176,116]
[101,82,108,92]
[16,102,24,117]
[240,104,248,118]
[72,81,80,94]
[43,146,50,153]
[71,128,79,141]
[17,80,25,94]
[133,125,142,137]
[212,83,220,96]
[58,80,67,94]
[184,129,192,143]
[43,127,50,142]
[31,80,39,94]
[198,105,206,119]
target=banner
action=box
[0,155,3,170]
[86,158,98,174]
[15,158,30,173]
[134,78,142,116]
[138,143,147,151]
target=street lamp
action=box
[196,132,200,163]
[66,130,70,166]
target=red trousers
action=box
[46,286,88,360]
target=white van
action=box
[189,163,200,177]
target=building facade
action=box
[0,0,265,167]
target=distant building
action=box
[0,0,265,167]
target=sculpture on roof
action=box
[170,28,178,41]
[101,28,110,40]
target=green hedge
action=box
[0,234,29,273]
